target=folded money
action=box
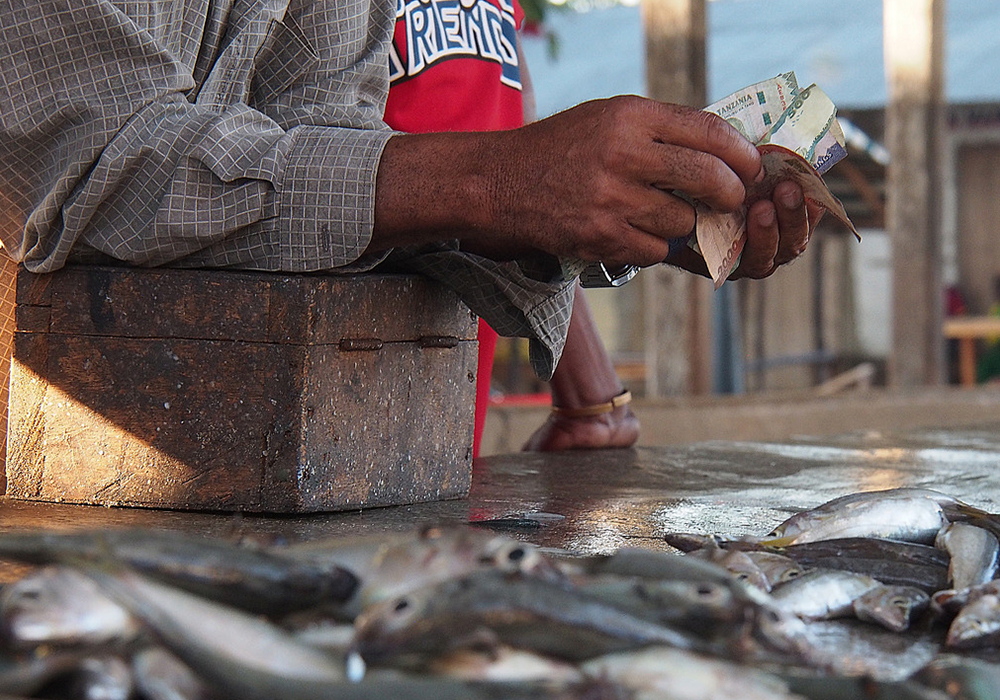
[696,72,857,288]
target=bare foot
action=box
[521,406,640,452]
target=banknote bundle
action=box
[696,71,860,288]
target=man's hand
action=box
[732,180,824,279]
[484,96,762,267]
[371,95,762,265]
[662,179,823,280]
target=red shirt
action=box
[383,0,525,133]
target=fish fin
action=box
[757,536,798,548]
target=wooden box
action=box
[7,266,478,512]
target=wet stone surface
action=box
[3,422,1000,555]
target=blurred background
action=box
[483,0,1000,452]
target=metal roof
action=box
[521,0,1000,117]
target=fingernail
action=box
[756,207,775,227]
[754,167,766,184]
[780,187,802,209]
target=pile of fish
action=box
[0,488,997,699]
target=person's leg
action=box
[472,320,499,458]
[522,284,639,451]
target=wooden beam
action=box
[884,0,945,386]
[641,0,710,396]
[836,160,886,228]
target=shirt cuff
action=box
[276,125,395,272]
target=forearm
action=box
[371,130,538,260]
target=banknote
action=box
[705,71,800,143]
[695,74,854,288]
[758,84,848,174]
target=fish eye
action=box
[393,598,410,613]
[506,547,526,562]
[696,584,717,597]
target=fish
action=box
[662,533,725,553]
[688,547,770,592]
[351,569,708,668]
[759,490,951,546]
[743,552,805,590]
[772,537,949,593]
[947,592,1000,649]
[0,529,356,616]
[132,646,217,700]
[288,525,561,618]
[0,565,140,648]
[782,672,960,700]
[565,546,749,589]
[568,573,750,640]
[580,646,806,700]
[79,564,349,700]
[935,522,1000,590]
[851,585,930,632]
[428,645,583,684]
[64,655,134,700]
[932,580,1000,621]
[769,569,882,620]
[915,654,1000,700]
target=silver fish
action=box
[580,646,805,700]
[932,579,1000,621]
[568,573,748,640]
[743,552,804,590]
[946,593,1000,649]
[760,490,950,546]
[288,525,560,618]
[352,569,706,667]
[67,656,134,700]
[935,522,1000,590]
[916,654,1000,700]
[428,646,583,684]
[852,585,929,632]
[770,569,881,620]
[0,566,140,648]
[0,529,356,616]
[80,565,348,700]
[689,548,770,592]
[132,646,216,700]
[775,537,949,593]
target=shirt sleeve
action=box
[0,0,394,273]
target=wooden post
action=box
[641,0,711,396]
[884,0,945,386]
